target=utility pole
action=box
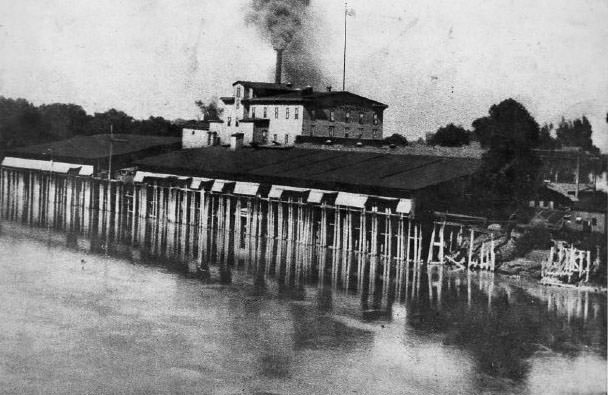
[108,124,113,181]
[108,123,128,181]
[343,1,347,91]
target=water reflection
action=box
[0,200,606,392]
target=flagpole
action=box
[343,1,347,91]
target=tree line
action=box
[0,97,182,151]
[427,107,600,155]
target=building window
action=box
[263,107,268,118]
[235,120,239,127]
[591,218,597,226]
[329,126,335,137]
[227,117,232,126]
[295,107,299,119]
[286,107,290,119]
[284,134,289,145]
[251,107,256,118]
[273,134,278,142]
[310,125,316,135]
[275,107,279,119]
[192,130,196,135]
[311,109,316,121]
[344,127,350,138]
[359,112,364,124]
[236,100,240,110]
[236,87,241,98]
[345,111,351,123]
[330,111,335,122]
[372,129,378,139]
[373,113,379,125]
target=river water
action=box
[0,219,605,394]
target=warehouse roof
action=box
[9,134,181,161]
[135,146,480,195]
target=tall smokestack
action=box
[275,49,283,84]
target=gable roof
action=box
[243,90,388,109]
[232,81,296,90]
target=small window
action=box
[236,87,241,98]
[371,128,378,138]
[359,112,364,124]
[275,107,279,119]
[310,125,316,135]
[263,107,268,118]
[295,107,299,119]
[329,126,335,137]
[235,120,239,127]
[345,111,351,123]
[373,113,379,125]
[311,109,316,121]
[344,127,350,138]
[286,107,290,119]
[273,134,278,142]
[227,117,232,126]
[330,111,335,122]
[192,130,195,135]
[284,134,289,145]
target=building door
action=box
[262,130,268,144]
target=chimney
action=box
[230,133,244,151]
[275,49,283,84]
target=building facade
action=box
[207,81,388,147]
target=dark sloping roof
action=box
[9,134,181,161]
[232,81,296,90]
[243,90,388,109]
[134,147,480,195]
[239,118,270,125]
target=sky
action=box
[0,0,607,151]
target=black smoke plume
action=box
[246,0,327,88]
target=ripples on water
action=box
[0,207,605,394]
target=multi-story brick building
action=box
[211,81,387,147]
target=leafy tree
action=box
[195,98,223,121]
[428,123,470,147]
[39,103,89,140]
[537,123,560,150]
[0,96,182,150]
[472,99,539,149]
[471,99,542,210]
[555,116,599,154]
[384,133,408,146]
